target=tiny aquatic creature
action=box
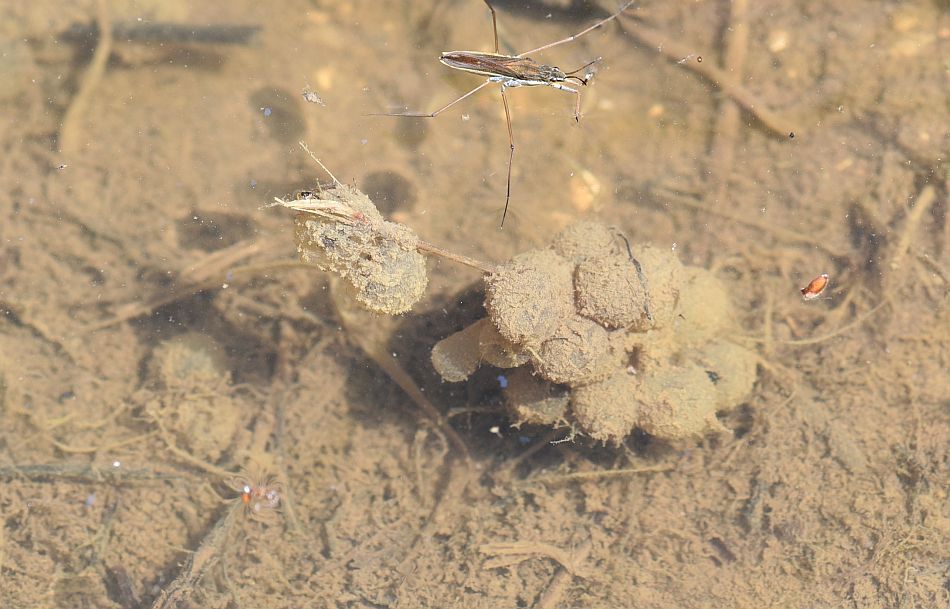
[378,0,637,226]
[229,469,281,518]
[800,273,829,300]
[302,86,325,106]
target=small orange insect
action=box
[800,273,830,300]
[229,469,281,519]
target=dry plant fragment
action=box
[282,185,428,315]
[480,540,590,578]
[150,502,242,609]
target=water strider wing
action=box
[440,51,544,80]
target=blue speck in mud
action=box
[497,375,509,389]
[518,435,532,446]
[262,107,272,117]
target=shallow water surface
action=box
[1,1,947,607]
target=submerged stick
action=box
[620,15,795,138]
[150,502,242,609]
[61,22,261,46]
[58,0,113,155]
[0,463,179,484]
[706,0,750,205]
[416,240,497,274]
[657,187,849,259]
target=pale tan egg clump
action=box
[430,221,758,445]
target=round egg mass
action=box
[692,341,758,410]
[551,220,618,262]
[505,367,571,428]
[294,211,427,315]
[533,315,620,385]
[636,365,726,440]
[574,253,651,329]
[344,228,428,314]
[672,267,734,348]
[570,371,641,444]
[485,249,575,348]
[628,244,685,331]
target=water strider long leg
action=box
[483,0,499,53]
[517,0,637,58]
[527,80,583,121]
[553,83,582,121]
[375,80,494,118]
[500,86,515,228]
[514,80,582,121]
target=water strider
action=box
[379,0,637,227]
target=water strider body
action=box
[381,1,637,226]
[437,50,593,109]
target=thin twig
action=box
[49,431,155,454]
[59,0,113,155]
[656,187,850,258]
[481,540,589,577]
[80,240,281,334]
[331,284,471,462]
[416,240,497,274]
[521,463,673,485]
[738,301,889,347]
[886,185,937,278]
[0,463,179,483]
[619,15,795,138]
[61,21,260,45]
[153,419,235,479]
[778,301,889,346]
[256,322,302,535]
[706,0,750,205]
[149,502,242,609]
[491,428,566,482]
[534,538,592,609]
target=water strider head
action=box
[537,63,570,83]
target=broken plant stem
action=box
[619,15,795,138]
[416,240,497,274]
[150,502,242,609]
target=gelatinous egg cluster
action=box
[432,221,758,444]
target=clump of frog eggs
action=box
[289,189,757,445]
[430,222,758,444]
